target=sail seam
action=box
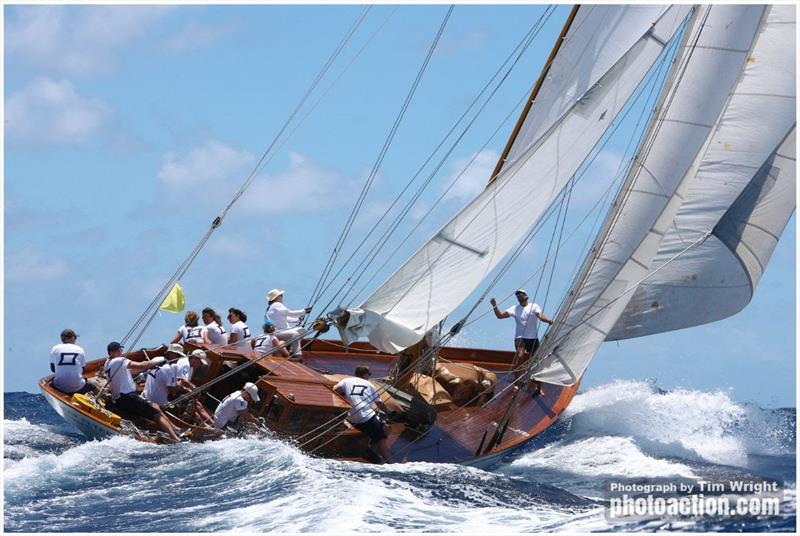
[733,92,795,99]
[661,118,714,128]
[692,45,750,53]
[629,188,670,199]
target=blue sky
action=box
[4,4,796,407]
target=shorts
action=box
[115,392,159,420]
[515,337,540,354]
[353,415,387,443]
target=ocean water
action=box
[4,379,795,532]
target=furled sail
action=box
[535,5,796,385]
[338,5,692,353]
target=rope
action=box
[309,6,558,312]
[119,7,371,350]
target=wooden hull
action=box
[38,340,580,464]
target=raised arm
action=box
[490,298,511,319]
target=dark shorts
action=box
[353,415,387,443]
[115,392,159,420]
[515,338,540,354]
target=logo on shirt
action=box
[58,353,79,366]
[349,385,369,397]
[243,327,251,338]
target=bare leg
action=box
[155,413,180,442]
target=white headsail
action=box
[339,5,692,353]
[535,5,796,385]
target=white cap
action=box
[266,288,285,302]
[189,349,207,365]
[243,382,260,402]
[514,289,528,297]
[166,343,186,358]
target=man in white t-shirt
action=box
[170,349,214,427]
[142,361,178,407]
[49,328,94,394]
[333,365,392,463]
[103,341,180,442]
[490,289,553,394]
[213,382,260,429]
[264,289,311,359]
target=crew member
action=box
[490,289,553,395]
[333,365,392,463]
[49,328,94,394]
[172,349,214,426]
[201,307,228,345]
[227,308,251,345]
[170,310,204,345]
[264,289,310,359]
[213,382,261,429]
[252,320,290,358]
[142,358,178,408]
[103,342,180,442]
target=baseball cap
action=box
[189,349,208,365]
[243,382,260,402]
[514,289,528,296]
[107,341,124,353]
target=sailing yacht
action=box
[40,4,795,465]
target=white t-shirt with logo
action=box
[265,302,304,330]
[253,334,280,357]
[505,302,543,339]
[50,343,87,393]
[213,390,248,428]
[230,321,251,341]
[142,365,177,406]
[103,357,137,401]
[204,321,228,345]
[178,325,204,344]
[333,377,379,424]
[173,357,192,382]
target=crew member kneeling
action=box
[213,382,260,430]
[333,365,392,463]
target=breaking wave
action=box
[3,382,794,532]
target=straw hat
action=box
[266,288,285,302]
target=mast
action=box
[488,4,580,185]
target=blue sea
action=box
[4,379,795,532]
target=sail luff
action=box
[537,6,701,362]
[337,6,692,354]
[489,5,581,184]
[534,5,794,385]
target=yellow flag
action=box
[159,282,185,313]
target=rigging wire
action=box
[119,7,372,349]
[309,6,558,312]
[309,5,455,311]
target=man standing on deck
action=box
[49,328,94,395]
[490,289,553,395]
[333,365,393,463]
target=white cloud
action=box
[241,152,350,214]
[166,21,235,52]
[5,77,110,147]
[442,149,499,203]
[206,234,257,258]
[5,5,171,77]
[157,139,255,190]
[6,248,69,283]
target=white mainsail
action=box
[535,5,796,385]
[339,5,692,353]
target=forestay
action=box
[535,5,795,385]
[338,5,691,353]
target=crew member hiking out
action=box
[490,289,553,396]
[333,365,393,463]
